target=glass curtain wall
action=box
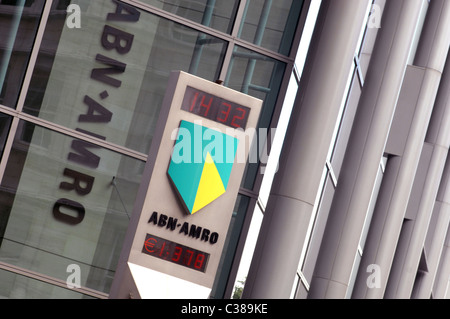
[0,0,304,298]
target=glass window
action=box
[346,250,362,299]
[238,0,304,55]
[138,0,240,34]
[230,202,263,299]
[210,194,250,298]
[225,46,286,189]
[0,268,96,299]
[0,114,12,159]
[0,121,145,294]
[23,0,227,155]
[302,173,335,283]
[0,0,45,108]
[330,69,361,180]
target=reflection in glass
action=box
[23,0,227,155]
[230,203,263,299]
[0,268,96,299]
[0,0,45,108]
[0,114,12,159]
[0,121,144,294]
[138,0,239,34]
[238,0,304,55]
[225,46,285,189]
[211,194,250,298]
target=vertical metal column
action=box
[414,150,450,298]
[430,51,450,299]
[242,0,370,299]
[389,21,450,297]
[308,0,423,299]
[434,228,450,298]
[352,0,450,299]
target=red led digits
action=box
[181,86,250,129]
[189,92,199,112]
[144,237,157,253]
[172,246,182,262]
[142,234,209,272]
[199,96,213,117]
[231,107,247,128]
[217,102,231,123]
[194,254,206,270]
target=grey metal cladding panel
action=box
[436,154,450,203]
[404,142,434,220]
[385,66,426,156]
[424,201,440,254]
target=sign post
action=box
[110,71,262,299]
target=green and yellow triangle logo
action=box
[192,153,226,214]
[168,121,239,215]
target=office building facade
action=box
[0,0,449,299]
[243,0,450,299]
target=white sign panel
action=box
[110,71,262,298]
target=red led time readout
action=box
[181,86,251,130]
[142,234,210,273]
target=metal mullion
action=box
[15,0,53,113]
[0,104,19,118]
[0,103,148,161]
[0,261,108,299]
[125,0,232,41]
[218,0,247,84]
[234,40,293,64]
[0,117,19,184]
[17,112,149,161]
[121,0,293,64]
[231,0,248,38]
[218,39,235,83]
[0,0,53,184]
[123,0,229,39]
[238,187,258,199]
[188,0,216,75]
[239,1,276,96]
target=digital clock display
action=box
[181,86,251,129]
[142,234,210,273]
